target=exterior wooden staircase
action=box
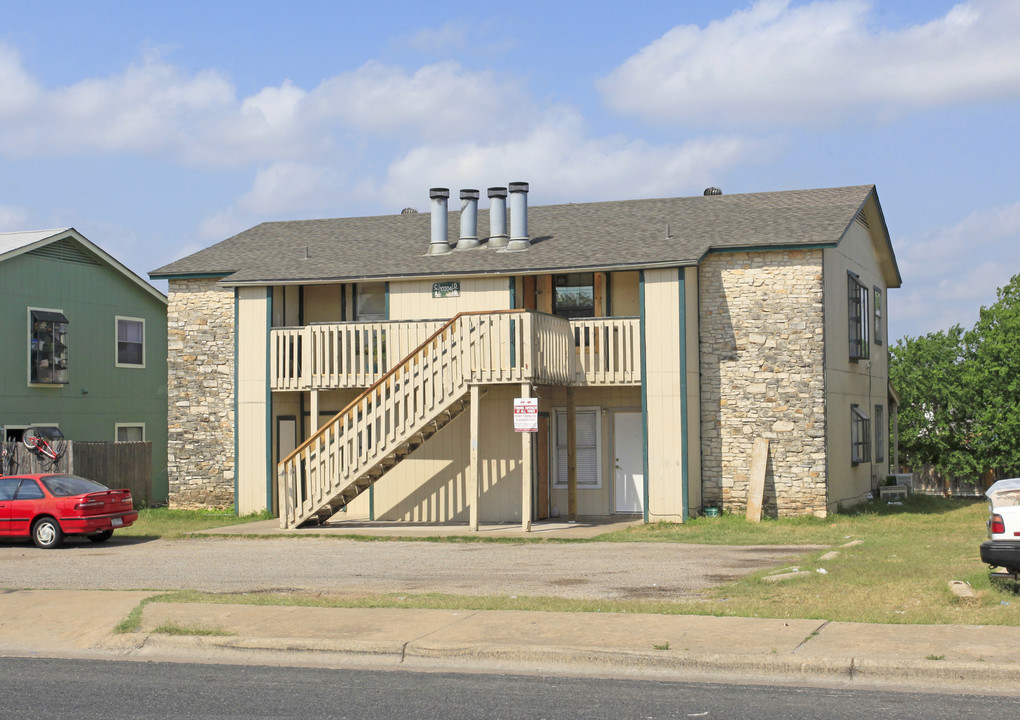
[277,310,575,528]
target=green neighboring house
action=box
[0,228,168,503]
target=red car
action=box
[0,473,138,549]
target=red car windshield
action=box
[40,475,109,497]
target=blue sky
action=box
[2,0,1019,342]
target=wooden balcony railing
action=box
[569,317,641,385]
[270,315,642,391]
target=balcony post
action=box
[469,383,480,531]
[521,382,532,532]
[566,385,577,521]
[301,326,312,389]
[310,390,320,433]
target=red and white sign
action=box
[513,398,538,432]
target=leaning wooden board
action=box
[746,437,770,522]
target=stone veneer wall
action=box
[166,278,235,508]
[699,250,827,517]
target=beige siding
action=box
[347,384,520,522]
[236,288,270,514]
[610,271,640,317]
[272,286,300,327]
[388,277,511,320]
[824,211,890,512]
[303,284,343,323]
[684,267,702,513]
[643,268,686,521]
[336,384,641,522]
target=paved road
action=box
[0,536,817,599]
[3,657,1016,719]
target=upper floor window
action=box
[116,317,145,367]
[873,287,883,346]
[848,273,869,361]
[553,273,595,319]
[356,282,387,321]
[851,404,871,464]
[29,309,69,384]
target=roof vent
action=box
[704,187,722,196]
[427,188,451,255]
[400,207,419,214]
[487,187,509,249]
[504,181,530,252]
[456,189,480,250]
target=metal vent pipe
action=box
[427,187,451,255]
[456,189,480,250]
[487,186,508,249]
[505,181,530,252]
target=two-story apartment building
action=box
[151,184,900,528]
[1,228,169,501]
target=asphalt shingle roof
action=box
[151,185,887,284]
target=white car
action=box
[980,478,1020,577]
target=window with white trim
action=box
[553,407,601,488]
[848,273,869,360]
[851,404,871,464]
[116,317,145,367]
[116,424,145,442]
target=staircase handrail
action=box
[279,309,527,467]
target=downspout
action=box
[266,287,274,514]
[678,269,688,521]
[639,270,649,523]
[233,288,240,516]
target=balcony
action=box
[269,314,641,391]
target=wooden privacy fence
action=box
[0,441,152,507]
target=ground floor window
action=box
[874,404,885,464]
[553,406,601,488]
[116,424,145,442]
[851,404,870,464]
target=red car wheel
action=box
[32,517,64,549]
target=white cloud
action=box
[312,61,533,142]
[0,44,535,167]
[599,0,1020,128]
[0,45,236,156]
[204,106,770,235]
[378,107,770,209]
[891,199,1020,338]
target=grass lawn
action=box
[128,495,1020,625]
[118,507,272,539]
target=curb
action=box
[101,632,1020,692]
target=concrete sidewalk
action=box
[2,589,1018,693]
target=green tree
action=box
[889,325,977,477]
[964,274,1020,478]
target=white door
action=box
[614,412,643,513]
